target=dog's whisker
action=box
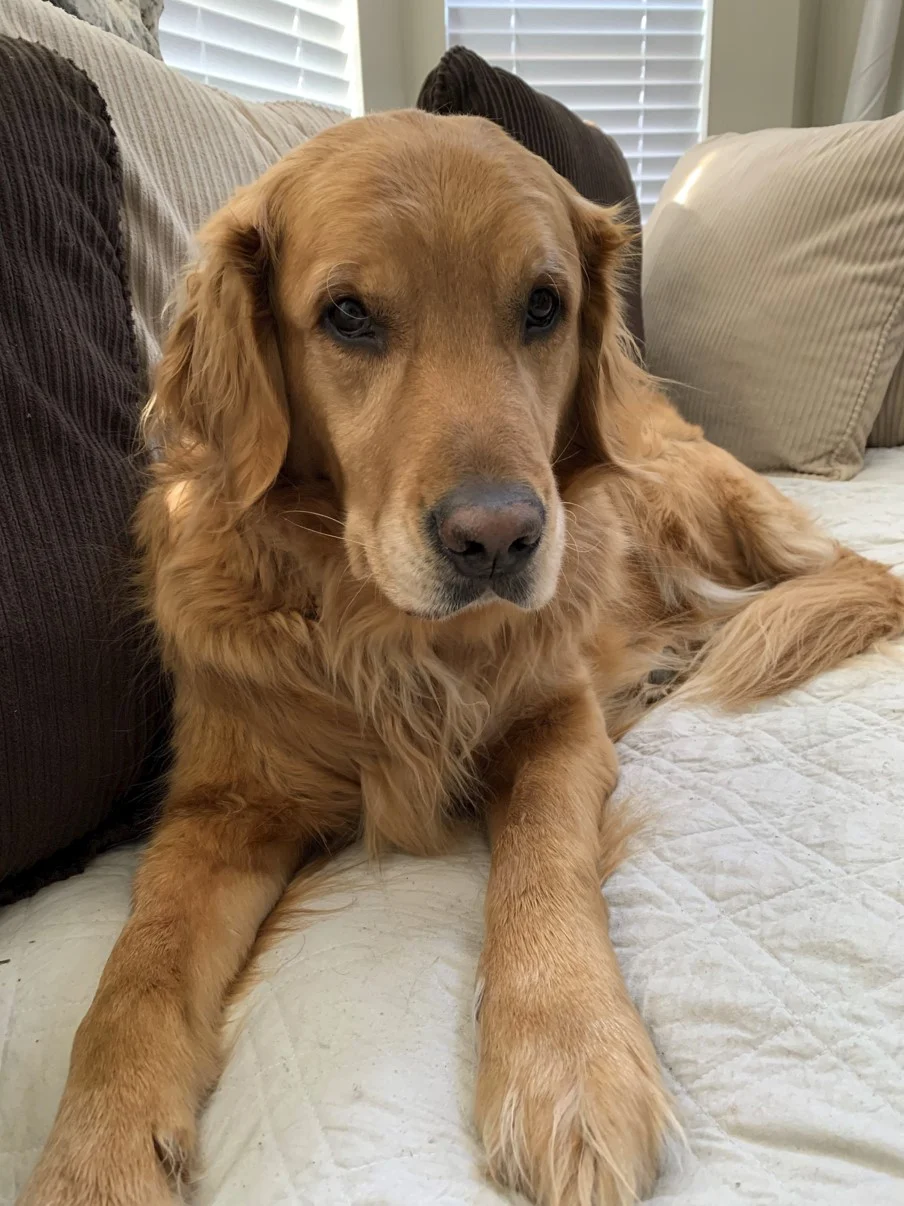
[280,508,345,526]
[281,519,346,542]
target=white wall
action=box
[356,0,406,111]
[812,0,866,125]
[706,0,817,134]
[400,0,446,107]
[356,0,445,112]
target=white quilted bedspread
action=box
[2,450,904,1206]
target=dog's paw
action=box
[18,1091,197,1206]
[475,971,671,1206]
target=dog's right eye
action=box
[323,297,375,343]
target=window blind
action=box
[446,1,709,221]
[159,0,358,109]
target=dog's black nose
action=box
[432,481,545,579]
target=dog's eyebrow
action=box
[528,260,572,301]
[522,249,570,281]
[322,261,364,302]
[535,258,570,280]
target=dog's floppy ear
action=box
[556,192,646,474]
[151,186,289,511]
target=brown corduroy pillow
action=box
[0,36,168,903]
[418,45,644,354]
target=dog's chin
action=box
[401,574,545,622]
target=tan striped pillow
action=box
[871,356,904,447]
[643,115,904,479]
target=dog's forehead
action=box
[275,113,575,284]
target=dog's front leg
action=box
[19,802,300,1206]
[476,688,668,1206]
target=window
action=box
[159,0,360,110]
[446,1,710,221]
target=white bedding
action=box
[2,449,904,1206]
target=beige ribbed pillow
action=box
[643,116,904,479]
[2,0,345,378]
[871,356,904,447]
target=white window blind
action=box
[159,0,358,109]
[446,1,709,221]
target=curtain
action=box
[844,0,903,120]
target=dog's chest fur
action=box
[299,611,542,856]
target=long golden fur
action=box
[22,111,904,1206]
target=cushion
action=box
[418,45,645,354]
[870,356,904,448]
[643,116,904,479]
[0,34,167,898]
[0,0,346,899]
[3,0,345,386]
[45,0,163,57]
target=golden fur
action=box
[22,111,904,1206]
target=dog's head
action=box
[152,111,634,619]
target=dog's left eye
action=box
[323,296,375,343]
[524,287,561,339]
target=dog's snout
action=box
[432,482,545,579]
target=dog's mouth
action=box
[409,571,539,621]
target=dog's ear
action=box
[151,187,289,512]
[555,192,646,475]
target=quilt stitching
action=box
[260,979,354,1206]
[636,743,904,924]
[640,833,904,1119]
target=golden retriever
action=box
[22,110,904,1206]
